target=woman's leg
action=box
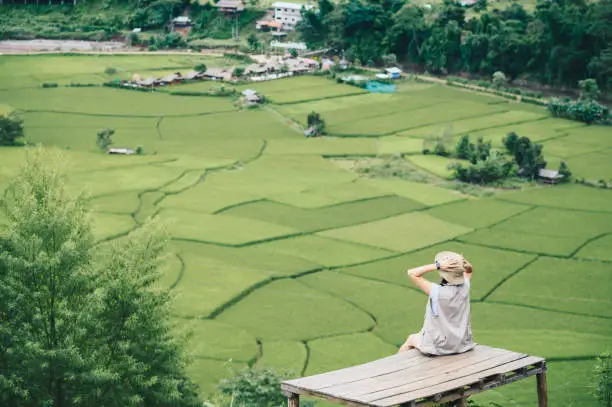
[398,333,420,353]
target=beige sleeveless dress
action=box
[416,280,476,356]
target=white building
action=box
[272,2,313,31]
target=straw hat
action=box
[434,251,472,285]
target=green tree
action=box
[578,78,601,101]
[558,160,572,181]
[217,367,294,407]
[96,128,115,151]
[492,71,507,88]
[247,33,259,50]
[195,63,208,72]
[290,48,299,58]
[307,111,326,136]
[233,67,245,78]
[503,133,546,179]
[0,148,200,407]
[455,134,472,160]
[0,112,24,146]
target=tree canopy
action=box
[297,0,612,92]
[0,147,200,407]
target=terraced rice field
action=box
[1,55,611,406]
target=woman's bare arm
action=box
[406,264,437,295]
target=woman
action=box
[398,251,475,356]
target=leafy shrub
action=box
[217,367,295,407]
[41,83,58,88]
[104,66,118,75]
[492,71,507,88]
[593,352,611,407]
[450,151,515,184]
[232,67,245,78]
[96,128,115,150]
[0,112,24,146]
[547,97,610,124]
[195,63,208,72]
[136,146,144,155]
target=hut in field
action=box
[538,169,564,184]
[108,148,135,155]
[383,67,402,79]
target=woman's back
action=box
[418,281,475,356]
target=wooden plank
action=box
[348,347,520,401]
[537,372,548,407]
[374,356,545,406]
[282,383,375,407]
[284,349,424,390]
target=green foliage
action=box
[42,82,59,88]
[306,111,326,136]
[558,160,572,181]
[233,67,245,78]
[247,33,259,51]
[195,63,208,72]
[105,66,118,75]
[547,97,610,125]
[96,128,115,151]
[0,112,24,146]
[594,352,612,407]
[492,71,507,88]
[503,132,546,179]
[217,367,294,407]
[579,78,601,102]
[289,48,298,58]
[0,148,199,407]
[450,150,515,184]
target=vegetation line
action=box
[156,116,164,139]
[485,300,612,320]
[170,253,185,290]
[300,341,310,377]
[480,256,539,301]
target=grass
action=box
[487,257,612,317]
[318,212,472,252]
[256,341,307,374]
[340,241,536,301]
[305,333,397,376]
[162,209,299,245]
[495,207,612,238]
[2,87,235,116]
[237,76,367,104]
[575,234,612,261]
[457,227,587,257]
[299,271,428,346]
[216,279,374,341]
[424,198,530,229]
[499,183,612,212]
[178,319,258,362]
[2,55,611,403]
[253,235,396,267]
[220,195,424,233]
[405,155,465,179]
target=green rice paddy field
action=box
[1,55,611,406]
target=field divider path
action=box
[485,300,612,320]
[480,256,539,301]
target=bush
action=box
[0,112,24,146]
[450,151,515,184]
[217,367,295,407]
[42,83,58,88]
[104,66,118,75]
[136,146,144,155]
[547,97,610,125]
[492,71,507,88]
[594,352,611,407]
[195,63,208,72]
[503,132,546,179]
[232,67,245,78]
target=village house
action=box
[215,0,245,13]
[384,67,402,79]
[272,2,313,30]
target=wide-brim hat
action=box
[435,251,466,285]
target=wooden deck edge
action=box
[410,361,547,407]
[282,383,374,407]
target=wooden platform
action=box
[281,345,547,407]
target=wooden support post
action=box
[454,397,467,407]
[536,372,548,407]
[287,393,299,407]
